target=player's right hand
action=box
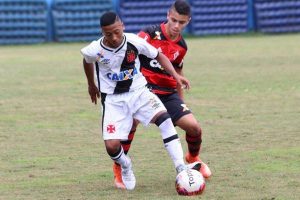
[88,84,100,104]
[176,75,191,90]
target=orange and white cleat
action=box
[113,163,126,189]
[185,153,212,179]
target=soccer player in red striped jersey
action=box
[113,0,212,189]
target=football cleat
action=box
[187,161,201,171]
[176,161,201,174]
[121,157,136,190]
[185,153,212,178]
[113,163,126,189]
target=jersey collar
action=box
[160,23,182,43]
[100,35,126,53]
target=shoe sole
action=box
[114,181,126,189]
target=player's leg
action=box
[133,88,187,173]
[159,93,211,178]
[121,119,139,154]
[175,114,212,178]
[102,94,136,190]
[113,119,139,189]
[104,140,135,190]
[152,111,186,172]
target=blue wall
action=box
[0,0,49,44]
[0,0,300,44]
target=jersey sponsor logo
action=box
[150,59,164,70]
[126,50,136,63]
[106,124,116,134]
[106,67,138,81]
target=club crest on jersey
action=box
[107,67,138,81]
[126,50,136,63]
[106,124,116,134]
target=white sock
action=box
[159,118,185,169]
[110,147,130,168]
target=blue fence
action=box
[0,0,48,44]
[118,0,175,33]
[0,0,300,44]
[190,0,248,35]
[255,0,300,33]
[52,0,112,42]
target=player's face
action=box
[167,9,190,38]
[101,20,124,48]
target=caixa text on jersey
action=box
[106,67,138,81]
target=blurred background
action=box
[0,0,300,44]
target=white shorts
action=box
[102,86,166,140]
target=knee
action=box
[186,123,202,137]
[105,140,121,156]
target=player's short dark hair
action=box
[171,0,191,16]
[100,11,120,27]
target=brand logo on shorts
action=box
[150,97,161,109]
[181,104,189,112]
[107,124,116,134]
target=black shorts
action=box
[157,92,192,124]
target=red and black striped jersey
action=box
[138,23,188,95]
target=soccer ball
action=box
[175,169,205,196]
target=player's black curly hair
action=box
[171,0,191,16]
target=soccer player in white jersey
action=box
[81,11,200,190]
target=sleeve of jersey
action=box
[137,31,151,43]
[134,35,158,59]
[80,41,99,63]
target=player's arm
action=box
[83,59,100,104]
[156,52,190,90]
[175,67,184,99]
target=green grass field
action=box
[1,34,299,200]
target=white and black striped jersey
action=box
[81,33,159,94]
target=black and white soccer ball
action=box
[175,169,205,196]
